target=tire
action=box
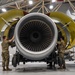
[12,55,17,67]
[23,62,25,64]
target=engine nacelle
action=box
[14,13,58,60]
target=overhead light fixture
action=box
[29,0,33,5]
[51,0,57,3]
[2,8,7,12]
[49,5,54,10]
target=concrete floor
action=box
[0,61,75,75]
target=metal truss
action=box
[0,0,75,13]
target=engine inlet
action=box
[19,20,53,52]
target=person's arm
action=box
[8,36,14,42]
[57,41,61,44]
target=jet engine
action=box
[11,13,58,67]
[14,13,58,61]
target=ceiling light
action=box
[49,5,54,10]
[51,0,57,3]
[29,0,33,5]
[2,8,7,12]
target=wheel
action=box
[23,61,25,64]
[12,55,17,67]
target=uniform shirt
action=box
[1,40,9,53]
[58,40,66,54]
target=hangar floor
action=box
[0,61,75,75]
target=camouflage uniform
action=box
[1,40,9,69]
[58,40,66,69]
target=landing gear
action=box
[12,51,20,67]
[12,51,26,67]
[12,54,17,67]
[23,61,25,64]
[47,62,56,70]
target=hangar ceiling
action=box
[0,0,75,14]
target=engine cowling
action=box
[14,13,58,60]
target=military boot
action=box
[58,66,63,69]
[63,66,66,69]
[6,66,12,71]
[3,67,6,71]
